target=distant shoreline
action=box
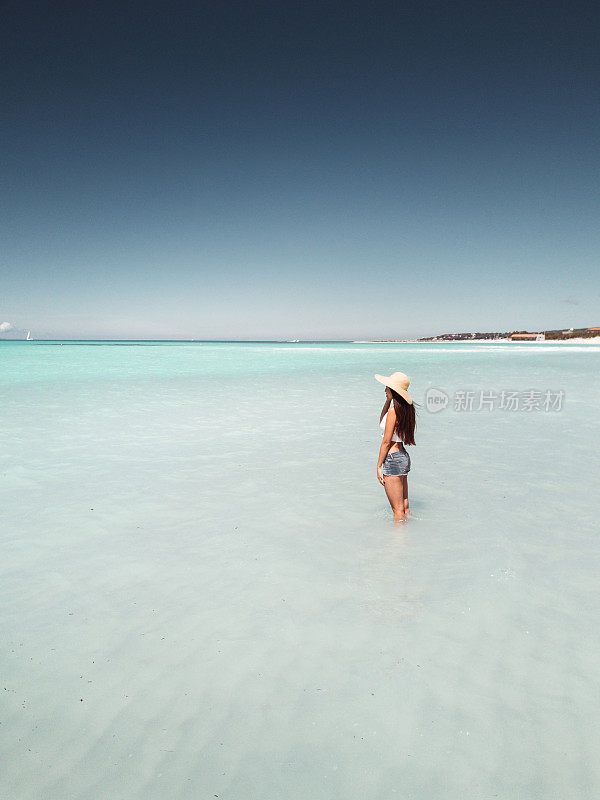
[353,337,600,344]
[2,336,599,345]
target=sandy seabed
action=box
[2,340,600,799]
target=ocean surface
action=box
[2,340,599,799]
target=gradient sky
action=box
[2,0,598,339]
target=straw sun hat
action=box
[374,371,413,405]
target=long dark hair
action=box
[390,390,417,445]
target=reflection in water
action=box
[360,527,424,619]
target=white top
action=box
[380,411,402,443]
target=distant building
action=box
[587,327,600,332]
[509,332,545,341]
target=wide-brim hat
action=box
[374,371,413,405]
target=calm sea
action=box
[2,340,599,799]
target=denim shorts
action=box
[382,446,411,476]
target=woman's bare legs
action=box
[383,476,405,522]
[402,476,410,516]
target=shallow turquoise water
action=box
[2,341,599,799]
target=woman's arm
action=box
[377,406,396,485]
[379,397,391,423]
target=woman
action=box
[375,372,416,522]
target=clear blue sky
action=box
[2,0,598,339]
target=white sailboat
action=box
[26,330,33,341]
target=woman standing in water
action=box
[375,372,416,522]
